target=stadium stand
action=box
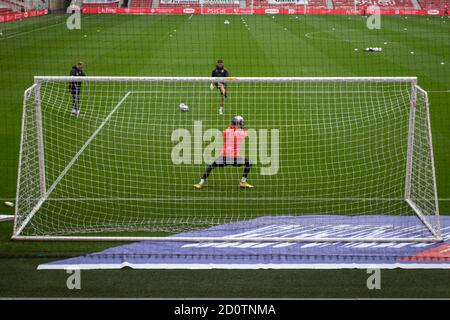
[82,1,120,7]
[80,0,120,7]
[158,0,240,8]
[129,0,153,7]
[249,0,327,8]
[419,0,448,9]
[0,0,24,11]
[332,0,415,9]
[0,0,49,11]
[0,7,15,15]
[73,0,449,10]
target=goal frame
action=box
[12,76,442,242]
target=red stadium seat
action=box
[418,0,448,10]
[332,0,415,9]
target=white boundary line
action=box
[0,18,67,41]
[15,91,131,236]
[0,215,15,222]
[0,15,95,41]
[37,262,450,270]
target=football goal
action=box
[13,76,441,242]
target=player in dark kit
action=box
[211,59,229,115]
[69,62,86,117]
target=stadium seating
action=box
[332,0,415,9]
[0,0,24,11]
[130,0,153,8]
[158,0,239,8]
[0,7,15,15]
[81,0,120,8]
[248,0,327,8]
[418,0,448,9]
[76,0,448,10]
[81,3,119,7]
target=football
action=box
[179,103,189,112]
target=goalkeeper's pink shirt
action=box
[221,127,247,158]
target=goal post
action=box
[13,76,441,242]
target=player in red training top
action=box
[194,115,253,189]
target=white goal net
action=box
[13,76,441,242]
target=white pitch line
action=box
[0,15,95,41]
[0,19,67,41]
[188,14,193,20]
[37,263,450,270]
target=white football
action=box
[4,201,14,208]
[179,103,189,112]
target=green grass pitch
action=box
[0,13,449,297]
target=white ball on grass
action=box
[4,201,14,208]
[179,103,189,112]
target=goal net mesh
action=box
[14,77,440,241]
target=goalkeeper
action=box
[211,59,229,115]
[194,115,253,189]
[69,62,86,117]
